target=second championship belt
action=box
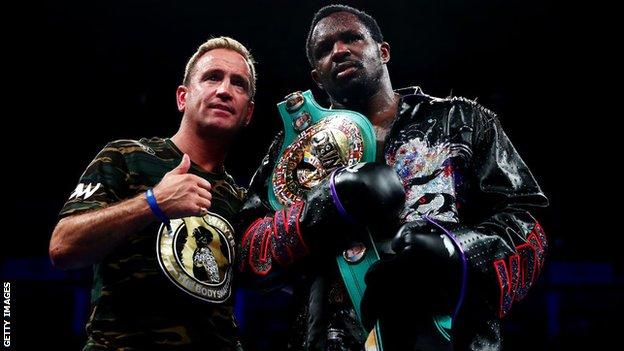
[268,90,379,328]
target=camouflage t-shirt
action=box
[60,137,246,351]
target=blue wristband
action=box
[146,188,170,226]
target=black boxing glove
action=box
[300,162,406,252]
[360,221,462,330]
[330,162,406,226]
[239,162,405,275]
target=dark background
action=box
[3,0,618,350]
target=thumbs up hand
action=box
[169,153,192,175]
[151,154,212,218]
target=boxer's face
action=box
[309,12,389,102]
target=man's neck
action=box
[330,79,399,130]
[330,76,399,161]
[170,127,228,173]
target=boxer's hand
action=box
[152,154,212,218]
[360,222,461,329]
[300,162,405,252]
[331,162,405,226]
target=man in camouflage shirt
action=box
[49,36,255,350]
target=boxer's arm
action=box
[239,163,405,275]
[236,134,405,281]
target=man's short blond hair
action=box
[183,36,257,100]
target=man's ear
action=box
[380,42,391,64]
[311,69,324,90]
[244,101,255,127]
[176,85,187,112]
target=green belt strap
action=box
[336,231,384,350]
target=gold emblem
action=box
[273,115,364,206]
[156,212,235,303]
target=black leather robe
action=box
[236,87,548,350]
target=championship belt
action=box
[268,90,375,210]
[268,90,384,348]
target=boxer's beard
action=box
[327,61,384,110]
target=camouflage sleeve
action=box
[59,141,129,218]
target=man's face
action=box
[177,48,254,136]
[309,12,389,102]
